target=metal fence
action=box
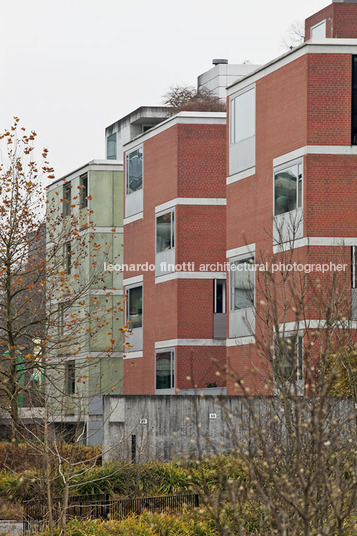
[23,493,199,534]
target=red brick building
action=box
[226,0,357,394]
[118,0,357,397]
[123,112,228,394]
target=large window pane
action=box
[126,148,143,194]
[127,286,142,328]
[156,211,174,252]
[156,351,174,390]
[231,258,254,310]
[233,88,255,143]
[107,133,117,160]
[274,165,298,215]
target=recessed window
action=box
[274,335,303,383]
[64,242,71,275]
[107,133,117,160]
[156,350,175,390]
[65,361,76,395]
[230,257,255,310]
[274,162,303,215]
[63,182,71,216]
[156,210,174,253]
[80,173,88,209]
[229,86,255,174]
[58,303,64,336]
[126,286,142,328]
[126,147,143,194]
[214,279,226,313]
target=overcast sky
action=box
[0,0,329,178]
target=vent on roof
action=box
[212,59,228,65]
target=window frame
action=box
[63,182,71,216]
[155,348,175,391]
[230,256,255,312]
[214,279,226,314]
[107,133,117,160]
[155,208,175,254]
[126,284,143,329]
[79,173,88,209]
[125,146,143,195]
[65,361,76,395]
[274,333,304,385]
[64,242,71,275]
[274,159,303,216]
[229,86,256,146]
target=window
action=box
[156,210,174,253]
[310,20,326,40]
[80,173,88,209]
[230,88,255,144]
[274,335,303,383]
[126,147,143,194]
[352,57,357,145]
[65,361,76,395]
[230,257,255,310]
[274,162,303,215]
[126,286,142,328]
[107,133,117,160]
[63,182,71,216]
[214,279,226,313]
[58,303,64,336]
[64,242,71,274]
[229,86,255,174]
[156,350,174,390]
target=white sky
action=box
[0,0,329,178]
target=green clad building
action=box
[46,160,124,444]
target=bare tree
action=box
[163,85,226,112]
[282,20,305,50]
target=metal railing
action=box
[23,493,199,534]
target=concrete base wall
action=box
[102,395,355,463]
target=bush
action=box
[37,510,218,536]
[0,442,101,472]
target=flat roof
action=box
[123,111,226,152]
[47,159,123,191]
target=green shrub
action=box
[36,510,218,536]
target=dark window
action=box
[156,351,175,390]
[80,173,88,208]
[65,361,76,395]
[58,303,64,336]
[214,279,226,313]
[107,133,117,160]
[126,286,142,328]
[352,56,357,144]
[63,183,71,216]
[65,242,71,274]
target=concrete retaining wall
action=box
[102,395,355,463]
